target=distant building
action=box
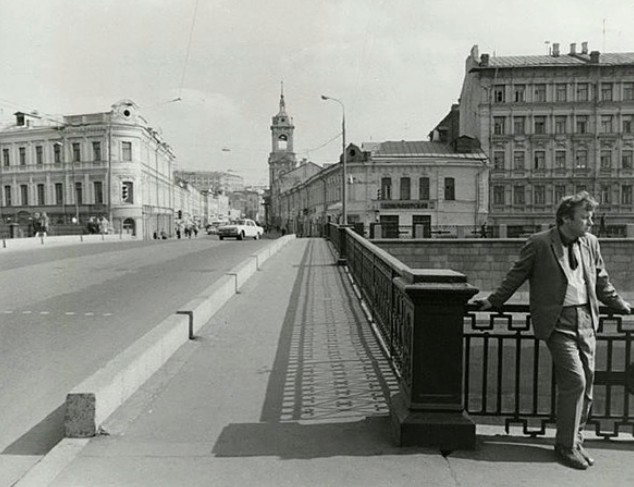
[457,43,634,236]
[174,170,244,194]
[279,139,489,237]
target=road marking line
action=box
[23,310,32,314]
[65,312,76,315]
[2,310,13,314]
[85,312,95,316]
[40,311,50,315]
[102,312,113,316]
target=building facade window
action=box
[601,83,613,101]
[555,83,567,101]
[534,84,546,102]
[623,114,633,134]
[534,150,546,170]
[418,177,430,200]
[381,177,392,200]
[493,116,505,135]
[600,150,612,169]
[2,148,9,166]
[93,141,101,161]
[514,85,525,102]
[622,150,633,169]
[576,115,588,134]
[513,185,525,205]
[94,181,104,204]
[493,85,505,103]
[72,142,81,162]
[534,116,546,134]
[36,145,43,164]
[534,185,546,205]
[513,116,525,135]
[54,144,62,163]
[555,150,566,169]
[624,82,634,101]
[575,150,588,168]
[4,185,11,206]
[37,183,45,205]
[513,151,525,170]
[600,115,613,133]
[400,177,411,200]
[555,185,566,203]
[55,183,63,205]
[493,186,505,205]
[601,185,611,204]
[122,141,132,161]
[444,177,455,201]
[20,184,28,206]
[576,83,589,101]
[75,182,83,205]
[19,147,26,165]
[493,151,505,170]
[622,185,633,205]
[555,115,567,134]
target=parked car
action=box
[217,219,264,240]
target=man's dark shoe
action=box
[577,445,595,466]
[554,444,588,470]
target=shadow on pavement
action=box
[212,416,413,459]
[2,403,65,455]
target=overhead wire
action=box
[179,0,201,100]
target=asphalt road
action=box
[0,235,271,457]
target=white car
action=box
[217,219,264,240]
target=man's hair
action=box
[555,191,598,226]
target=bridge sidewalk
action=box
[38,238,634,486]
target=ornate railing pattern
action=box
[338,224,408,380]
[326,223,634,441]
[464,304,634,438]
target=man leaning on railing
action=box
[473,191,631,471]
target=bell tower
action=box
[268,83,297,227]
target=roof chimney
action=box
[581,41,588,54]
[480,53,489,67]
[552,43,560,57]
[570,43,576,55]
[590,50,600,63]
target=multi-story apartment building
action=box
[279,139,489,238]
[0,100,180,239]
[458,42,634,236]
[174,170,244,195]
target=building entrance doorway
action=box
[412,215,431,238]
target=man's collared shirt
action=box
[560,239,588,306]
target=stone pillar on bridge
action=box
[389,269,479,450]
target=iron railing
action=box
[464,304,634,439]
[326,222,634,438]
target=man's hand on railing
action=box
[472,298,493,311]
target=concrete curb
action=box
[64,234,295,438]
[1,233,135,252]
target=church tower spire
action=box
[268,83,297,228]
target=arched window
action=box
[278,134,287,150]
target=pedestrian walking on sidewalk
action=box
[474,191,631,470]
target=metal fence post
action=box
[389,269,479,450]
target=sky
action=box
[1,0,633,186]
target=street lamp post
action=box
[321,95,347,225]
